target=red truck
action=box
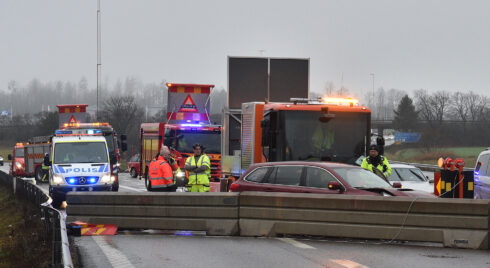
[8,136,50,180]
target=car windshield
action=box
[166,129,221,154]
[332,167,393,188]
[104,134,115,154]
[389,168,427,182]
[54,142,108,164]
[15,148,24,158]
[281,111,369,164]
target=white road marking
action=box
[277,238,315,249]
[330,259,369,268]
[119,185,145,192]
[93,236,134,268]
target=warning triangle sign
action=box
[68,115,78,124]
[179,95,198,112]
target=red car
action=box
[128,154,141,178]
[230,161,435,197]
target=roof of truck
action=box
[52,136,107,143]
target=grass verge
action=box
[385,146,486,166]
[0,185,51,268]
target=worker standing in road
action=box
[147,146,176,192]
[361,144,392,179]
[41,153,50,182]
[184,143,211,192]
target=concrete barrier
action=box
[239,192,490,250]
[66,192,239,236]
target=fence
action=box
[0,171,73,267]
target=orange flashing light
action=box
[16,143,24,146]
[322,97,359,106]
[167,83,172,87]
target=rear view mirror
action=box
[8,154,12,160]
[392,182,402,188]
[328,181,342,191]
[428,179,434,184]
[120,134,127,141]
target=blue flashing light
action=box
[180,123,202,127]
[88,177,97,184]
[87,129,94,134]
[68,178,76,184]
[56,130,73,135]
[174,231,194,236]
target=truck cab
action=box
[9,143,25,177]
[47,134,115,207]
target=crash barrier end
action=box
[0,171,74,267]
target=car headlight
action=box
[53,174,64,184]
[100,174,111,183]
[116,163,121,167]
[176,171,185,178]
[15,162,22,169]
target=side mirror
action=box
[428,179,434,184]
[8,154,12,160]
[111,155,117,164]
[392,182,402,189]
[120,134,127,141]
[328,181,342,191]
[121,142,128,152]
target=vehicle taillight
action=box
[229,182,240,192]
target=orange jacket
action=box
[148,156,174,187]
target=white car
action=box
[474,148,490,199]
[388,164,434,193]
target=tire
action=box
[145,174,152,192]
[35,166,43,182]
[130,168,137,178]
[51,195,63,208]
[112,178,119,192]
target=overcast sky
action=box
[1,0,489,98]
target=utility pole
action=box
[96,0,101,119]
[370,73,375,103]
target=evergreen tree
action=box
[393,95,419,131]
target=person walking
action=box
[147,146,176,192]
[184,143,211,192]
[361,144,392,179]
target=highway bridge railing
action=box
[0,172,73,268]
[66,191,489,250]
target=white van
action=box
[47,135,115,207]
[474,148,490,199]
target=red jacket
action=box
[148,156,174,188]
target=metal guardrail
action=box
[0,172,73,268]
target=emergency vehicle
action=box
[59,122,127,191]
[8,143,26,177]
[139,123,221,182]
[221,97,371,177]
[47,130,115,207]
[137,83,222,184]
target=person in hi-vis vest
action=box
[184,143,211,192]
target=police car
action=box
[46,133,115,207]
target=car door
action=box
[475,154,490,199]
[301,166,343,194]
[263,165,305,193]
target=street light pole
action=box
[96,0,101,119]
[370,73,375,103]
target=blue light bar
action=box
[68,178,76,184]
[87,129,94,134]
[88,177,97,184]
[56,130,73,135]
[180,123,203,127]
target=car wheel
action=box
[112,179,119,192]
[51,195,63,208]
[35,166,43,182]
[145,175,152,192]
[130,168,137,178]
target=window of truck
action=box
[15,148,24,158]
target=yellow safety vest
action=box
[185,154,211,185]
